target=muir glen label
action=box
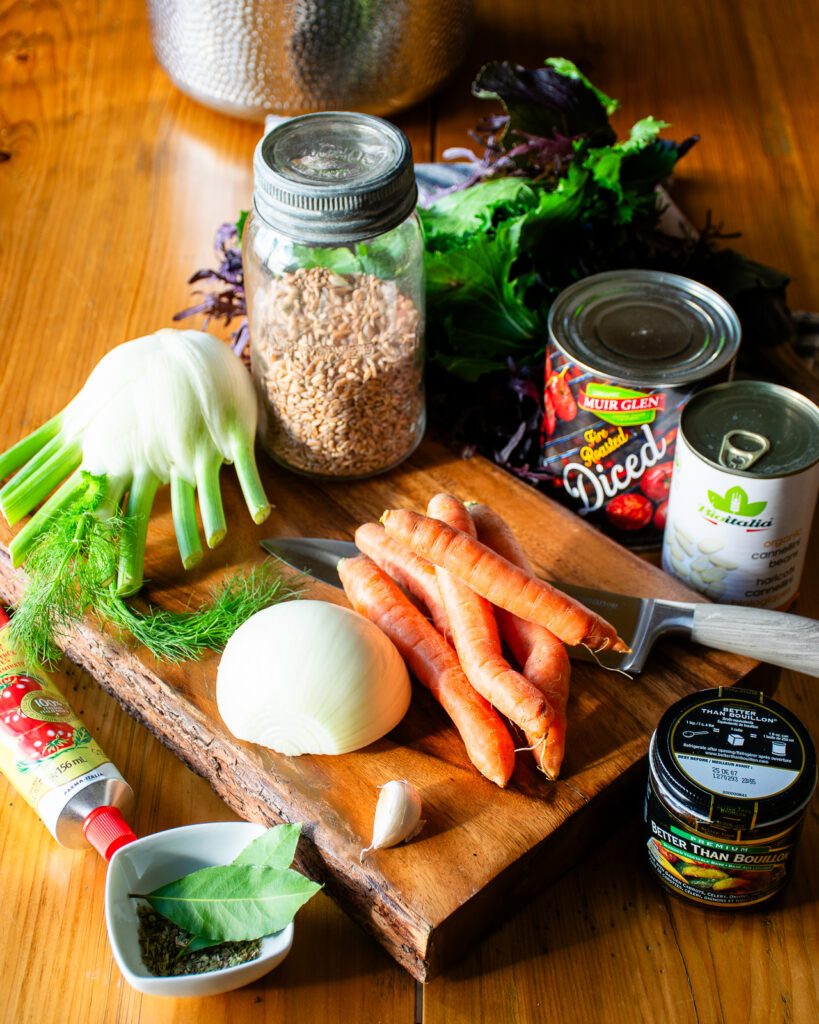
[544,270,742,548]
[540,356,686,547]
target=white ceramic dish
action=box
[105,821,294,997]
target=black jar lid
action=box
[650,687,817,831]
[252,112,417,246]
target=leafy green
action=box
[473,58,616,145]
[425,221,537,380]
[422,179,544,251]
[292,221,416,280]
[138,825,318,945]
[544,57,619,115]
[420,57,782,381]
[144,864,320,943]
[416,54,791,492]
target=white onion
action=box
[216,600,411,755]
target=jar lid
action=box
[252,112,417,245]
[650,687,817,831]
[680,380,819,477]
[547,270,741,387]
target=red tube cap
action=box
[83,806,138,861]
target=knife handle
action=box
[691,605,819,677]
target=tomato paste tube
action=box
[0,607,136,857]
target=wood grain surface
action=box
[1,0,817,1022]
[0,438,768,980]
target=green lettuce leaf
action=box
[421,178,542,251]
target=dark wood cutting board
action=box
[0,439,767,981]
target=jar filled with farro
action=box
[244,112,425,478]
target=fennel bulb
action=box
[0,329,270,594]
[217,601,411,756]
[0,329,289,664]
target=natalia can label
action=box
[662,381,819,607]
[544,271,741,548]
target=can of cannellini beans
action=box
[662,381,819,607]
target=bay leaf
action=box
[145,865,321,942]
[232,823,301,870]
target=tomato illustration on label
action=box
[0,705,42,737]
[543,389,557,438]
[0,675,43,708]
[653,500,668,531]
[606,493,653,531]
[546,369,578,422]
[0,676,45,737]
[15,722,76,760]
[641,462,673,502]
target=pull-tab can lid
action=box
[681,380,819,477]
[718,429,771,470]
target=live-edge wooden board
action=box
[0,437,766,981]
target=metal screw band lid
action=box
[252,112,417,245]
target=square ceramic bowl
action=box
[105,821,294,997]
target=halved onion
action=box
[216,600,411,755]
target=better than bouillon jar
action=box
[645,687,816,908]
[244,112,425,479]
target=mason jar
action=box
[244,112,425,479]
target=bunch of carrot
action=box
[339,494,627,787]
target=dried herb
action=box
[137,904,261,976]
[232,822,302,869]
[141,864,320,941]
[131,824,320,977]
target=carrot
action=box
[426,494,555,757]
[338,554,515,787]
[354,522,449,633]
[381,508,629,653]
[468,502,571,779]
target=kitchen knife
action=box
[260,537,819,676]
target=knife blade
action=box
[260,537,819,678]
[260,537,685,672]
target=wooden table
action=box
[1,1,817,1021]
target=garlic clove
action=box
[360,780,424,862]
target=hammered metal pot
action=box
[147,0,473,120]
